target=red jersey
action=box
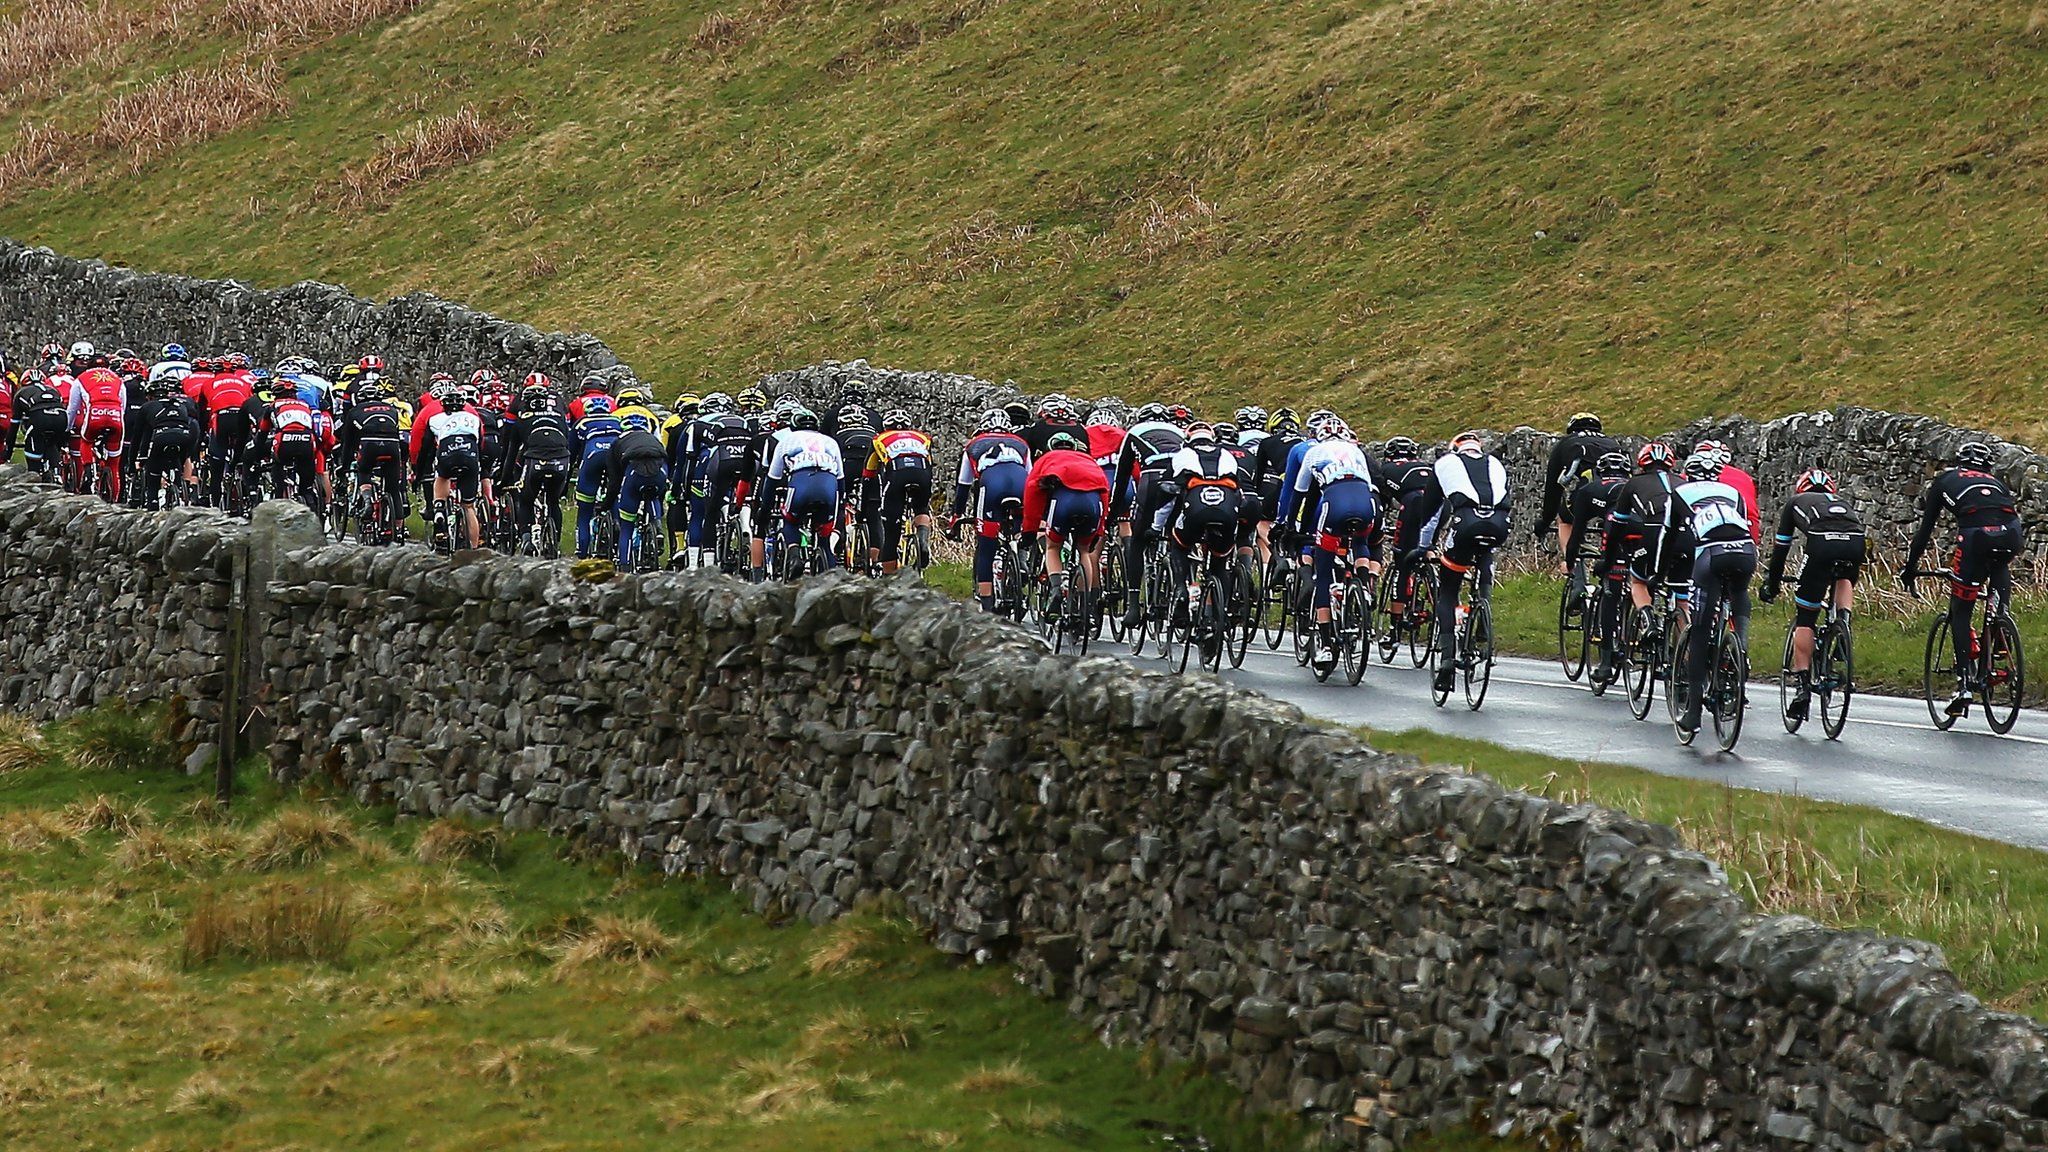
[206,371,254,415]
[182,369,214,405]
[1085,425,1127,473]
[79,366,125,407]
[408,394,445,465]
[1022,449,1112,533]
[1718,465,1763,543]
[0,375,13,425]
[567,390,613,423]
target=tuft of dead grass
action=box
[337,106,508,207]
[115,826,203,873]
[165,1071,242,1117]
[466,1035,596,1086]
[96,62,289,171]
[0,713,46,774]
[1,809,83,853]
[804,922,879,977]
[798,1006,926,1057]
[241,805,363,870]
[216,0,421,44]
[181,884,355,966]
[986,1102,1084,1138]
[549,913,675,977]
[62,794,152,837]
[953,1058,1042,1094]
[413,818,506,866]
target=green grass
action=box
[1488,569,2048,705]
[6,0,2048,439]
[1365,725,2048,1021]
[5,706,1341,1151]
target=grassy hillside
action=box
[3,0,2046,439]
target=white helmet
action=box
[68,340,94,361]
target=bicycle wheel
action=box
[1199,574,1226,673]
[1667,625,1691,732]
[1101,538,1130,642]
[1262,561,1290,650]
[1985,615,2023,735]
[1622,610,1654,720]
[1173,588,1197,674]
[1463,602,1494,711]
[1340,579,1368,686]
[1818,617,1853,741]
[1230,558,1257,669]
[1557,568,1587,682]
[1777,626,1804,735]
[1407,582,1435,669]
[1924,614,1957,731]
[1292,579,1315,667]
[1073,585,1095,656]
[1712,629,1746,752]
[1428,621,1452,708]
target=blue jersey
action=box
[574,412,622,462]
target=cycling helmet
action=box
[224,352,252,370]
[1233,405,1266,431]
[843,379,869,405]
[1134,402,1168,424]
[580,373,611,394]
[1383,436,1420,459]
[1315,417,1348,442]
[1166,403,1194,427]
[837,405,872,431]
[1594,450,1631,478]
[1956,441,1996,470]
[38,342,63,366]
[68,340,95,362]
[353,355,382,374]
[701,391,732,415]
[1047,431,1085,452]
[1270,407,1300,430]
[118,357,145,376]
[674,391,701,412]
[790,407,820,432]
[465,368,495,389]
[1085,406,1124,429]
[616,386,651,408]
[1036,393,1068,419]
[1451,430,1485,456]
[161,343,187,361]
[620,411,654,433]
[1694,439,1731,470]
[522,372,553,391]
[881,408,912,432]
[1635,441,1675,471]
[1214,420,1239,444]
[1306,407,1336,427]
[150,376,180,399]
[1794,468,1838,494]
[1003,401,1032,428]
[1681,452,1719,481]
[1186,421,1216,444]
[736,387,767,413]
[977,408,1013,433]
[428,377,457,406]
[357,377,387,402]
[1047,398,1081,423]
[1567,412,1602,434]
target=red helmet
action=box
[522,372,553,391]
[119,357,147,376]
[357,355,385,374]
[1795,468,1838,495]
[223,352,252,370]
[467,368,497,388]
[1635,441,1676,471]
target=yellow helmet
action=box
[617,386,650,407]
[675,392,701,411]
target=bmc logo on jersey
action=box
[1197,488,1226,506]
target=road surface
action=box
[1120,637,2048,851]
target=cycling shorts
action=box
[1792,532,1864,608]
[1045,488,1105,546]
[1441,506,1509,571]
[1952,521,2024,592]
[437,449,482,501]
[1171,487,1241,554]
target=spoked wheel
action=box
[1407,592,1435,669]
[1340,581,1369,686]
[1712,630,1747,752]
[1924,614,1958,732]
[1261,561,1290,650]
[1778,627,1804,735]
[1985,616,2024,735]
[1228,562,1255,670]
[1292,582,1315,668]
[1198,575,1226,674]
[1668,627,1692,739]
[1624,610,1655,721]
[1557,570,1588,682]
[1102,538,1130,643]
[1073,586,1096,656]
[1375,567,1402,665]
[1428,623,1452,708]
[1818,618,1853,741]
[1463,603,1494,711]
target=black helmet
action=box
[1594,450,1630,478]
[791,407,821,432]
[1956,441,1996,471]
[1002,401,1032,427]
[1566,411,1602,435]
[1383,436,1419,460]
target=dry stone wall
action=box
[4,465,2047,1151]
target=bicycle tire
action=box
[1924,613,1957,731]
[1428,620,1451,708]
[1228,561,1255,670]
[1713,627,1746,752]
[1341,579,1368,686]
[1985,615,2023,735]
[1819,617,1852,741]
[1262,561,1289,650]
[1464,600,1494,711]
[1199,573,1225,673]
[1407,587,1434,669]
[1778,626,1804,735]
[1558,569,1587,682]
[1292,577,1315,667]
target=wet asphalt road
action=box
[1119,635,2048,851]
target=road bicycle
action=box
[1916,568,2025,735]
[620,496,666,573]
[1260,551,1295,652]
[986,504,1030,621]
[1129,538,1176,658]
[1174,541,1239,674]
[1309,554,1375,686]
[1623,578,1688,723]
[1099,534,1132,643]
[1778,569,1854,740]
[1373,554,1435,669]
[1556,549,1600,682]
[778,519,833,581]
[1430,559,1495,711]
[1227,549,1258,669]
[715,502,750,575]
[1671,583,1747,752]
[1035,539,1096,656]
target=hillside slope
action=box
[2,0,2045,438]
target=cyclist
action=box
[118,356,150,505]
[1160,422,1244,627]
[1253,408,1306,565]
[682,393,754,571]
[1565,450,1634,685]
[136,374,199,507]
[67,340,104,377]
[569,384,623,559]
[0,363,13,462]
[1904,441,2025,717]
[1022,395,1085,456]
[735,386,768,420]
[269,380,333,510]
[1232,406,1268,453]
[1600,442,1684,633]
[1290,418,1379,673]
[825,379,881,437]
[1672,450,1758,741]
[834,406,878,563]
[474,371,514,518]
[948,409,1032,612]
[13,370,68,479]
[198,360,255,507]
[1110,403,1186,629]
[337,374,409,536]
[73,365,128,501]
[422,383,487,548]
[1022,429,1111,617]
[767,407,844,572]
[1083,406,1127,488]
[1002,400,1033,433]
[1762,469,1865,722]
[865,409,935,574]
[1422,432,1513,696]
[505,376,572,550]
[1694,439,1761,543]
[608,409,670,566]
[1539,413,1620,556]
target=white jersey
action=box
[1293,440,1374,490]
[1433,451,1510,510]
[1167,443,1239,482]
[428,406,483,453]
[768,429,844,479]
[1675,478,1750,542]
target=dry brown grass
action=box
[114,826,205,873]
[62,794,151,836]
[182,884,355,966]
[336,106,508,207]
[466,1035,595,1086]
[96,62,289,170]
[549,913,674,977]
[413,818,505,866]
[953,1059,1041,1094]
[165,1071,241,1117]
[0,713,47,775]
[803,921,879,977]
[799,1006,925,1057]
[0,809,82,853]
[216,0,420,43]
[241,805,363,870]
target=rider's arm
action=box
[1766,498,1797,587]
[1538,439,1570,526]
[1904,478,1944,573]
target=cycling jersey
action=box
[767,429,845,479]
[1563,475,1626,562]
[864,429,933,477]
[1907,467,2021,570]
[1021,419,1085,457]
[1673,478,1753,550]
[1767,490,1865,618]
[1021,449,1111,537]
[567,390,615,424]
[1540,429,1622,525]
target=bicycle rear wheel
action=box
[1624,610,1654,721]
[1463,603,1494,711]
[1777,627,1803,735]
[1199,574,1226,673]
[1557,569,1587,682]
[1263,562,1290,650]
[1407,589,1435,669]
[1340,581,1368,686]
[1818,618,1853,741]
[1985,615,2023,735]
[1712,630,1746,752]
[1228,560,1254,669]
[1667,627,1691,734]
[1924,614,1957,731]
